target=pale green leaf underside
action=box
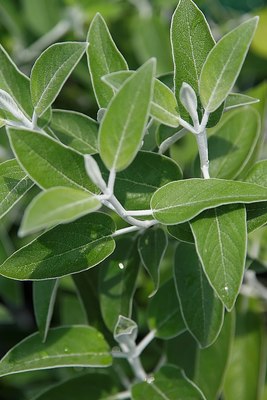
[99,59,155,171]
[20,187,101,236]
[0,159,33,220]
[87,13,128,108]
[103,70,179,127]
[8,128,98,194]
[51,110,99,155]
[31,42,87,116]
[0,213,115,280]
[132,365,205,399]
[151,178,267,225]
[225,93,259,111]
[200,17,258,112]
[0,326,111,377]
[174,242,224,348]
[190,205,247,311]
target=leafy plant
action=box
[0,0,267,399]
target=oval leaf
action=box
[0,213,115,280]
[51,110,98,155]
[19,187,101,236]
[225,93,259,111]
[0,326,111,377]
[200,17,258,112]
[174,242,224,347]
[151,178,267,225]
[31,42,87,116]
[190,205,247,311]
[99,59,155,171]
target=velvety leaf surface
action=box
[8,128,98,193]
[132,365,205,399]
[31,42,87,116]
[151,178,267,225]
[147,278,186,339]
[190,205,247,311]
[206,107,260,179]
[0,159,33,219]
[0,213,115,280]
[138,227,167,296]
[174,242,224,347]
[200,17,258,112]
[103,70,179,127]
[99,59,155,171]
[99,237,139,331]
[51,110,98,155]
[33,279,59,342]
[19,187,101,236]
[87,13,128,108]
[33,372,120,400]
[225,93,259,111]
[0,326,111,376]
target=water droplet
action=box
[64,348,69,353]
[224,286,229,292]
[118,262,124,270]
[146,375,155,384]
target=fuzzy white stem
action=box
[196,129,210,179]
[158,128,186,154]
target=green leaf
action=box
[245,160,267,187]
[171,0,215,121]
[8,128,98,194]
[31,42,87,117]
[190,205,247,311]
[99,59,155,171]
[0,159,33,220]
[99,237,139,332]
[0,89,31,126]
[205,107,260,179]
[33,279,59,342]
[0,44,33,118]
[132,365,205,400]
[200,17,258,112]
[174,242,224,347]
[223,299,265,400]
[0,213,115,280]
[32,372,121,400]
[102,151,182,210]
[151,178,267,225]
[51,110,98,155]
[19,187,101,236]
[0,325,111,377]
[194,310,235,400]
[147,278,186,339]
[87,13,128,108]
[225,93,259,111]
[168,222,194,244]
[138,228,168,296]
[103,70,179,127]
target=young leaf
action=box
[225,93,259,111]
[99,238,139,332]
[0,213,116,280]
[8,128,98,194]
[19,187,101,236]
[0,326,111,377]
[31,42,87,117]
[103,70,180,127]
[0,159,33,220]
[194,310,235,400]
[200,17,258,112]
[151,178,267,225]
[147,278,186,339]
[204,107,260,179]
[190,205,247,311]
[174,242,224,347]
[33,279,59,342]
[87,13,128,108]
[51,110,98,155]
[132,365,205,400]
[171,0,215,121]
[32,372,121,400]
[138,227,168,296]
[99,59,155,171]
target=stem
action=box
[125,209,153,217]
[128,356,147,381]
[196,129,210,179]
[134,330,156,357]
[106,391,131,400]
[31,109,38,130]
[158,128,186,154]
[178,117,197,134]
[112,226,141,238]
[108,168,116,194]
